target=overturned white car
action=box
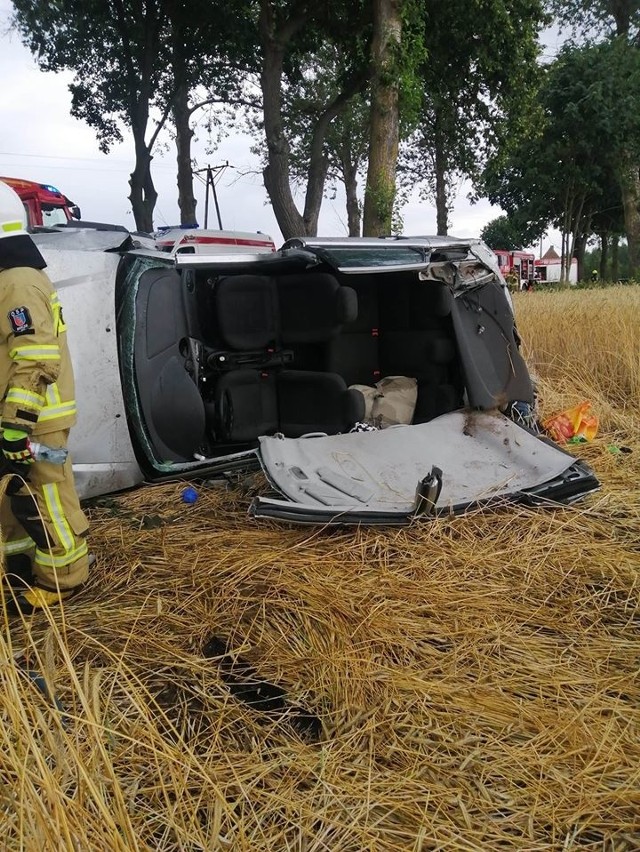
[31,228,599,524]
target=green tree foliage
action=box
[12,0,174,231]
[550,0,640,40]
[480,215,529,250]
[482,40,640,278]
[399,0,547,235]
[547,0,640,275]
[257,0,372,239]
[584,240,629,280]
[12,0,252,231]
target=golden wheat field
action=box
[1,286,638,851]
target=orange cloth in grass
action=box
[543,401,598,443]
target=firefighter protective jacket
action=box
[0,266,76,435]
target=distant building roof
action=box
[542,245,560,260]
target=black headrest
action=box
[336,286,358,324]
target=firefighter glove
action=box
[1,429,35,464]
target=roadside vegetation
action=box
[1,286,637,850]
[10,2,640,284]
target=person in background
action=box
[0,181,90,615]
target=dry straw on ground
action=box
[1,286,639,851]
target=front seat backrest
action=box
[278,273,357,344]
[215,275,278,350]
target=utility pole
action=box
[194,163,229,229]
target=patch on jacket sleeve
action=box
[8,306,34,336]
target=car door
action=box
[450,278,534,410]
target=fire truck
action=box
[492,249,536,285]
[0,176,81,228]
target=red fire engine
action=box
[0,176,81,228]
[493,249,536,284]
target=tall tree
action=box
[550,0,640,40]
[482,41,640,279]
[281,44,370,236]
[549,0,640,275]
[13,0,173,232]
[328,96,370,236]
[481,215,530,251]
[362,0,403,235]
[13,0,254,230]
[166,0,259,226]
[400,0,546,236]
[257,0,370,239]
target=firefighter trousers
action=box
[0,429,90,590]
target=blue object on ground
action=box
[182,486,198,504]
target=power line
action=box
[0,150,177,171]
[0,163,133,175]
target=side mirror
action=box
[70,205,81,220]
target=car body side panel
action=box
[36,247,143,498]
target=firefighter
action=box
[505,268,519,293]
[0,181,90,615]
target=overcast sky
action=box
[0,0,563,249]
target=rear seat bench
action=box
[327,274,463,423]
[208,272,364,441]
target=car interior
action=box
[130,261,465,467]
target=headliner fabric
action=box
[257,410,579,513]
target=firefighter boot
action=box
[5,583,82,617]
[2,553,34,591]
[5,554,95,616]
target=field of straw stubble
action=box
[1,286,638,851]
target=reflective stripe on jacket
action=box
[0,267,77,435]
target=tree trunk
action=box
[612,0,633,36]
[336,131,362,236]
[362,0,402,237]
[167,2,197,227]
[345,165,361,237]
[303,109,339,236]
[302,155,330,236]
[618,156,640,279]
[259,1,306,240]
[173,79,197,226]
[434,122,448,236]
[129,131,155,232]
[116,0,164,233]
[569,201,587,280]
[599,232,609,281]
[142,161,158,232]
[574,231,588,281]
[611,235,620,281]
[303,92,362,235]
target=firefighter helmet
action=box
[0,181,28,240]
